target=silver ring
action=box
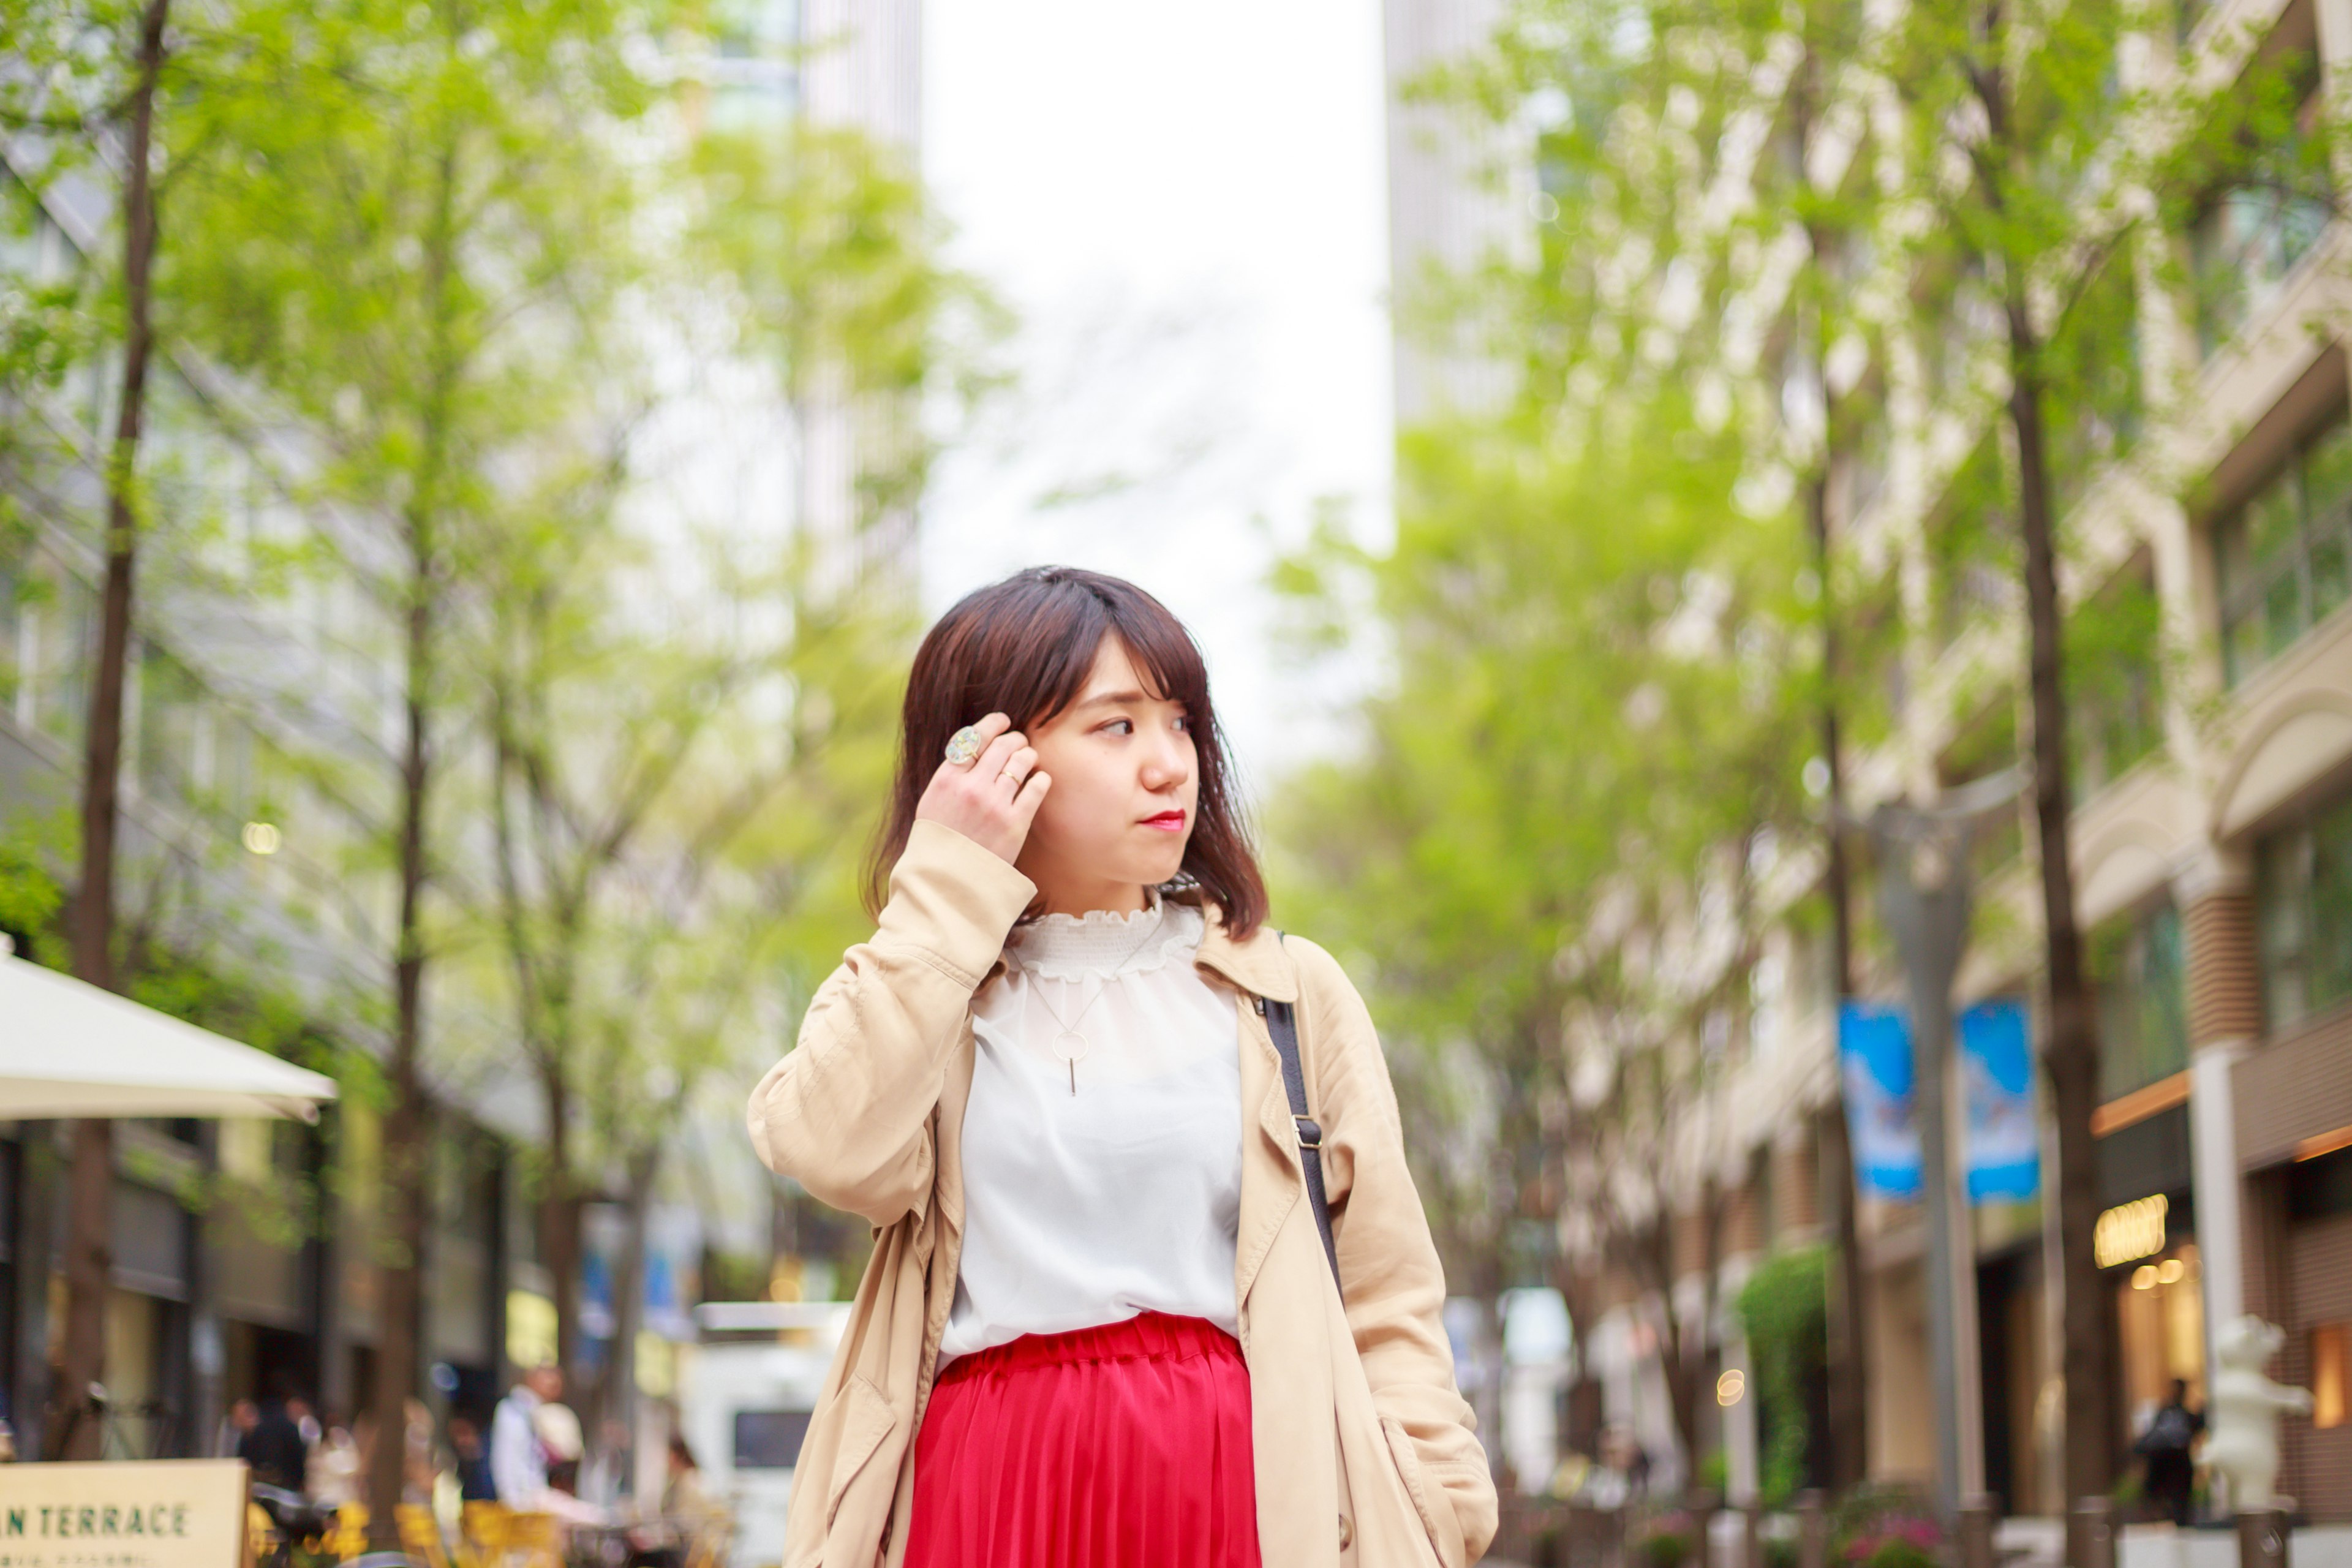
[943,725,984,766]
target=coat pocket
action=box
[825,1375,900,1532]
[1380,1416,1465,1568]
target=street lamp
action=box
[1856,767,2026,1520]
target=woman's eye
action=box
[1101,718,1133,736]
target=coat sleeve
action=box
[746,820,1036,1229]
[1288,935,1499,1567]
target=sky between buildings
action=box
[920,0,1396,805]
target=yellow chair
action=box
[396,1504,453,1568]
[502,1510,564,1568]
[245,1501,277,1567]
[458,1501,510,1568]
[329,1503,369,1562]
[682,1525,731,1568]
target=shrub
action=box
[1842,1515,1945,1568]
[1738,1246,1830,1504]
[1864,1539,1939,1568]
[1636,1518,1698,1568]
[1829,1483,1942,1564]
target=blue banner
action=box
[1961,998,2040,1204]
[1839,1001,1920,1200]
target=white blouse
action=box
[938,896,1244,1364]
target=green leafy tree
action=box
[161,0,657,1531]
[1444,0,2335,1501]
[470,97,993,1387]
[1276,388,1813,1470]
[4,0,197,1458]
[1873,0,2332,1499]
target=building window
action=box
[2192,47,2328,359]
[2256,788,2352,1028]
[2217,412,2352,686]
[2194,188,2328,358]
[2092,899,2189,1101]
[2117,1239,2206,1423]
[2068,556,2165,797]
[2316,1322,2350,1430]
[2051,260,2143,517]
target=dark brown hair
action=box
[867,566,1267,937]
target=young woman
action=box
[747,568,1496,1568]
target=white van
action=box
[677,1301,853,1568]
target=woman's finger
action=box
[993,746,1038,791]
[971,727,1027,786]
[1010,769,1052,829]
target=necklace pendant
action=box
[1049,1028,1087,1096]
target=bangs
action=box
[869,566,1268,938]
[1025,598,1212,731]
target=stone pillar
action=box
[1959,1494,2000,1568]
[1796,1492,1828,1568]
[2069,1496,2116,1568]
[1725,1330,1760,1505]
[2236,1507,2290,1568]
[2179,854,2263,1378]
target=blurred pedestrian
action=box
[307,1413,362,1506]
[659,1435,723,1532]
[220,1398,257,1462]
[491,1365,606,1526]
[404,1397,436,1502]
[2138,1378,2204,1525]
[448,1413,496,1502]
[581,1417,633,1509]
[747,570,1496,1568]
[238,1384,309,1493]
[625,1435,722,1568]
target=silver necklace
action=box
[1026,903,1167,1096]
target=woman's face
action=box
[1014,635,1198,913]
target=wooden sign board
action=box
[0,1461,249,1568]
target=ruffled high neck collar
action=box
[1008,895,1204,981]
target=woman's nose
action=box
[1140,725,1190,788]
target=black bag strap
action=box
[1258,933,1341,1291]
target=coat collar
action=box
[1191,900,1300,1004]
[972,898,1294,1001]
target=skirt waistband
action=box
[939,1311,1240,1379]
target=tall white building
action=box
[1382,0,1521,426]
[798,0,925,596]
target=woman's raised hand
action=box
[915,712,1052,866]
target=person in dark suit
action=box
[239,1379,311,1494]
[2138,1378,2205,1526]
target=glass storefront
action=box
[2116,1237,2206,1427]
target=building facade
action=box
[1382,0,2352,1520]
[0,129,685,1465]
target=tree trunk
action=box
[53,0,172,1464]
[541,1067,581,1382]
[1808,464,1872,1493]
[2006,296,2111,1506]
[592,1145,662,1477]
[367,109,460,1542]
[1645,1188,1723,1490]
[367,571,434,1546]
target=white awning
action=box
[0,952,339,1120]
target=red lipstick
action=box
[1142,810,1187,832]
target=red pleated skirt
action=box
[904,1312,1262,1568]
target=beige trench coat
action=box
[745,821,1499,1568]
